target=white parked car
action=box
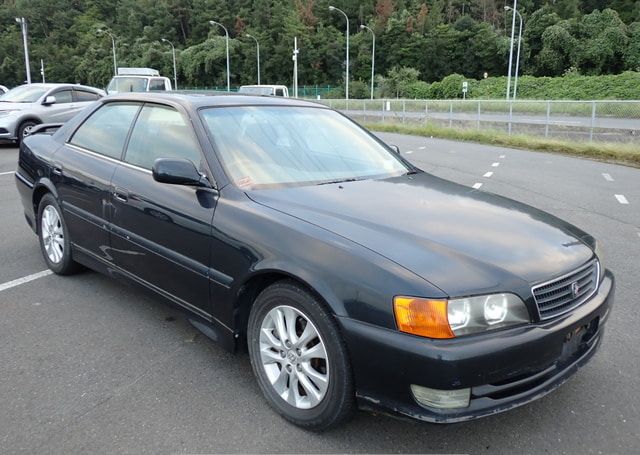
[238,85,289,97]
[107,68,172,94]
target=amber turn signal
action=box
[393,297,455,339]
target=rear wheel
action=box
[37,194,80,275]
[247,280,354,431]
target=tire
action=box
[37,194,81,275]
[18,120,38,144]
[247,280,355,431]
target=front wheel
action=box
[37,194,80,275]
[247,280,355,431]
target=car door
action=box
[109,103,218,317]
[54,102,141,263]
[41,88,77,123]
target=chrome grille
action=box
[532,260,599,320]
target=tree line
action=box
[0,0,639,91]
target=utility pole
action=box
[209,21,230,92]
[40,59,45,83]
[15,17,31,84]
[360,25,375,100]
[505,0,517,100]
[161,38,178,90]
[293,37,299,98]
[329,6,349,100]
[246,34,260,85]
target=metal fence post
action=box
[382,100,385,122]
[508,100,513,136]
[449,101,453,128]
[590,101,596,142]
[402,100,406,125]
[329,99,333,109]
[363,99,367,123]
[425,100,428,126]
[477,101,481,130]
[545,101,550,137]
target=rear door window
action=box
[70,103,141,159]
[74,90,101,102]
[124,104,202,170]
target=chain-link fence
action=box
[318,99,640,143]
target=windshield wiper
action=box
[316,178,358,186]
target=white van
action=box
[107,68,172,94]
[238,85,289,97]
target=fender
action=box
[242,261,347,317]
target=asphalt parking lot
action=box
[1,135,639,454]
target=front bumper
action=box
[338,270,614,423]
[0,116,19,141]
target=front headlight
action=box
[394,293,530,339]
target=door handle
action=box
[113,187,129,203]
[52,163,62,175]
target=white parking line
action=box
[419,146,426,150]
[602,173,614,182]
[491,162,500,167]
[0,270,53,293]
[0,171,14,176]
[483,172,493,178]
[499,155,505,159]
[615,194,629,205]
[406,150,413,154]
[472,183,483,189]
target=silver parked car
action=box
[0,83,104,143]
[0,85,8,94]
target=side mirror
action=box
[42,95,57,105]
[389,144,400,154]
[152,158,210,187]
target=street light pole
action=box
[161,38,178,90]
[505,6,524,100]
[209,20,230,92]
[329,6,349,100]
[15,17,31,84]
[246,34,260,85]
[505,0,517,100]
[360,25,375,100]
[97,28,117,76]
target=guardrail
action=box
[317,99,640,143]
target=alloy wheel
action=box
[41,205,64,264]
[259,305,329,409]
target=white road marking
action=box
[499,155,505,159]
[491,162,500,167]
[448,150,456,154]
[602,173,614,182]
[483,172,493,178]
[406,150,413,154]
[472,183,483,189]
[615,194,629,204]
[419,146,426,150]
[0,270,53,293]
[0,171,14,176]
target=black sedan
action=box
[15,93,614,430]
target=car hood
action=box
[0,101,31,112]
[247,172,594,296]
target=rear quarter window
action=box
[70,103,140,159]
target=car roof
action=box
[102,92,325,110]
[16,83,102,92]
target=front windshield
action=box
[200,106,409,188]
[107,77,148,94]
[0,85,48,103]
